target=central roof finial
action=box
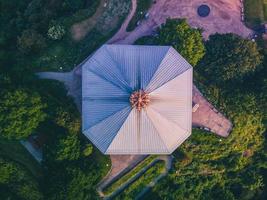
[130,90,150,111]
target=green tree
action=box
[54,135,81,161]
[198,33,262,84]
[156,18,205,66]
[0,89,46,139]
[0,157,43,200]
[55,108,81,135]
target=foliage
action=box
[18,29,46,54]
[115,160,166,200]
[134,35,157,45]
[83,144,93,157]
[33,80,111,199]
[244,0,267,28]
[0,89,46,140]
[55,108,81,135]
[134,29,266,200]
[156,18,205,66]
[0,139,42,178]
[197,33,263,84]
[0,157,43,200]
[0,0,130,199]
[66,167,101,200]
[127,0,153,31]
[142,33,266,200]
[96,0,131,33]
[54,135,81,161]
[47,24,66,40]
[103,155,157,195]
[62,0,85,12]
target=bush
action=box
[54,135,81,161]
[17,29,46,54]
[47,24,66,40]
[0,89,46,140]
[83,144,93,157]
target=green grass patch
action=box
[244,0,267,27]
[0,138,42,178]
[102,155,157,195]
[114,160,166,200]
[33,0,131,72]
[126,0,153,32]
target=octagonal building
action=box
[82,45,192,154]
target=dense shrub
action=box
[47,24,66,40]
[0,89,46,140]
[17,29,46,54]
[0,157,43,200]
[83,144,93,157]
[54,135,81,161]
[197,33,263,84]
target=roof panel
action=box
[82,45,193,154]
[145,47,192,93]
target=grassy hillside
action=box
[244,0,267,27]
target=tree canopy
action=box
[197,33,263,84]
[142,32,267,200]
[0,157,43,200]
[156,18,205,66]
[0,89,46,140]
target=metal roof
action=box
[82,44,192,154]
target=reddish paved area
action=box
[109,0,252,44]
[192,85,232,137]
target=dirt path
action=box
[109,0,253,44]
[108,0,137,44]
[71,0,107,41]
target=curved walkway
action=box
[109,0,252,44]
[108,0,137,44]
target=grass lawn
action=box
[126,0,153,32]
[244,0,267,27]
[0,138,42,178]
